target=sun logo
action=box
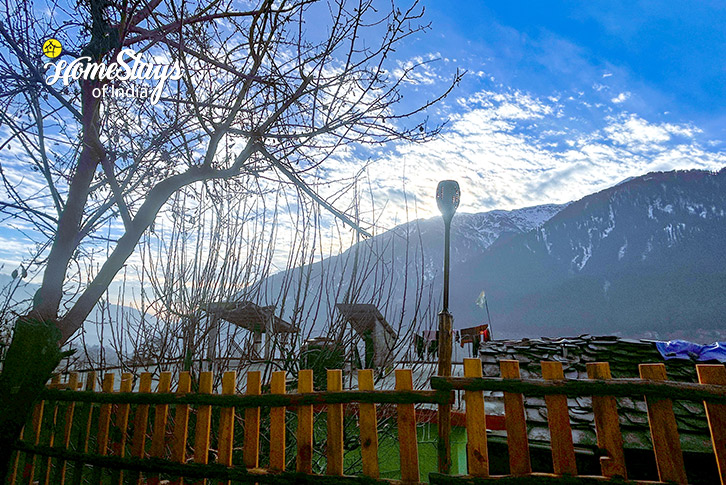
[43,39,62,59]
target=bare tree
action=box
[63,175,438,380]
[0,0,460,472]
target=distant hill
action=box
[258,168,726,342]
[4,168,724,349]
[452,168,726,340]
[254,202,565,336]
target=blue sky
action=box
[423,1,726,122]
[319,0,726,226]
[2,0,726,275]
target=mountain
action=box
[451,168,726,340]
[255,203,564,336]
[260,168,726,343]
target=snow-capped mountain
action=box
[256,168,725,342]
[452,168,726,340]
[256,203,564,335]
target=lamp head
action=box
[436,180,460,223]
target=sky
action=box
[319,0,726,227]
[2,0,726,277]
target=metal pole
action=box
[435,179,458,476]
[437,310,453,474]
[438,220,453,474]
[443,220,451,312]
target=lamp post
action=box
[435,179,459,474]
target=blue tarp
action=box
[655,340,726,363]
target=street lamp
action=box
[435,179,459,475]
[436,180,460,312]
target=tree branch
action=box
[58,139,261,340]
[259,144,372,238]
[0,22,83,122]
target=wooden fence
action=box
[429,359,726,484]
[7,360,726,484]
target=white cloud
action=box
[605,114,699,147]
[611,92,631,104]
[325,88,726,229]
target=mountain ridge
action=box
[259,167,725,343]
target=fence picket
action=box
[40,374,61,485]
[131,372,153,458]
[358,369,379,479]
[269,371,287,471]
[243,370,261,469]
[70,371,96,485]
[326,369,344,476]
[171,372,192,485]
[463,358,488,477]
[218,370,237,475]
[193,371,214,485]
[541,361,577,476]
[55,372,79,485]
[296,369,314,474]
[395,368,419,483]
[22,386,46,484]
[639,363,687,484]
[697,364,726,485]
[110,372,134,485]
[9,423,23,484]
[97,374,115,454]
[499,360,531,476]
[587,362,627,479]
[91,373,115,483]
[148,371,172,485]
[126,372,153,484]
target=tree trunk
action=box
[0,318,68,481]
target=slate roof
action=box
[336,303,397,339]
[206,301,297,333]
[477,335,720,453]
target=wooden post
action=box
[9,427,23,484]
[23,397,45,484]
[41,374,61,485]
[587,362,627,479]
[463,358,488,476]
[499,360,531,476]
[90,373,115,484]
[110,372,133,485]
[639,363,687,485]
[326,369,344,476]
[296,369,314,474]
[269,371,287,471]
[194,371,214,485]
[131,373,153,457]
[148,371,172,485]
[697,364,726,485]
[218,371,237,471]
[70,371,96,485]
[541,361,577,476]
[358,369,379,479]
[243,371,261,469]
[171,372,192,485]
[437,311,453,475]
[55,372,79,485]
[396,369,419,483]
[128,372,153,484]
[97,375,116,452]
